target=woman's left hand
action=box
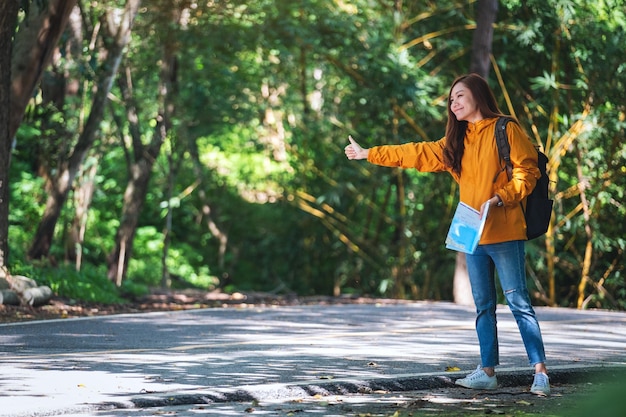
[480,196,501,218]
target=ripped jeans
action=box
[466,240,547,368]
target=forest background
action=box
[0,0,624,311]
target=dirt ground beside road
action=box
[248,381,624,417]
[0,289,413,323]
[117,381,623,417]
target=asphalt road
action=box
[1,301,625,416]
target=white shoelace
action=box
[466,367,491,380]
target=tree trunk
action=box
[453,252,473,306]
[10,0,78,140]
[67,160,99,268]
[107,160,155,286]
[28,0,141,260]
[470,0,498,78]
[575,146,593,308]
[0,1,20,269]
[187,138,229,270]
[161,149,177,289]
[107,7,178,285]
[28,189,71,260]
[453,0,498,306]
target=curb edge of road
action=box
[95,364,626,412]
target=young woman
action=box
[344,73,550,395]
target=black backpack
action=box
[494,117,554,240]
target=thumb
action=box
[348,135,359,147]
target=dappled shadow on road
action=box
[0,302,481,416]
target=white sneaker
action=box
[455,365,498,390]
[530,372,550,396]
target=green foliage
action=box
[6,0,626,309]
[125,226,219,290]
[8,161,47,230]
[566,378,626,417]
[11,262,124,304]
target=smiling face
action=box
[449,82,483,123]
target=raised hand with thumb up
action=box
[344,135,369,160]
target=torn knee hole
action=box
[504,288,517,295]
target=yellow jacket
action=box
[367,117,540,244]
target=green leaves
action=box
[530,72,559,92]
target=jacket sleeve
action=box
[496,122,541,205]
[367,138,449,173]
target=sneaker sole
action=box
[455,381,498,390]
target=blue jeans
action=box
[466,240,547,368]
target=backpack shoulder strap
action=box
[493,117,513,182]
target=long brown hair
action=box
[443,73,509,175]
